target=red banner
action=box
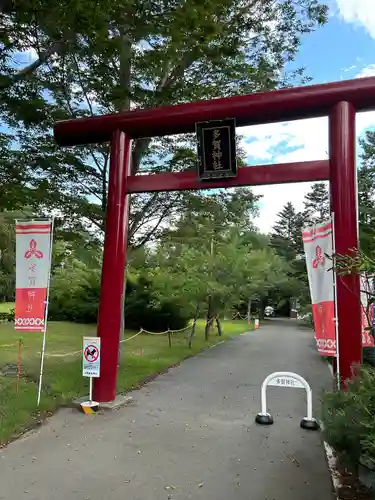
[302,221,337,356]
[15,222,52,332]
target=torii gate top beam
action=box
[54,76,375,147]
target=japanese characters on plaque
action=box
[195,118,237,180]
[276,377,296,387]
[268,376,304,389]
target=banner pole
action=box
[16,339,22,394]
[37,217,54,406]
[331,212,340,390]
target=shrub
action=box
[321,367,375,463]
[125,276,189,331]
[48,260,100,323]
[8,308,14,321]
[363,347,375,366]
[0,311,10,322]
[48,263,189,330]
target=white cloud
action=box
[356,64,375,79]
[242,117,328,165]
[336,0,375,38]
[342,65,357,73]
[242,66,375,234]
[241,118,328,234]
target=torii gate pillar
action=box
[329,102,362,382]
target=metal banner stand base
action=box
[255,413,274,425]
[300,417,319,430]
[79,377,99,414]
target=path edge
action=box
[323,361,340,499]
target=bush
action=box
[363,347,375,366]
[48,261,100,323]
[48,262,189,330]
[322,367,375,463]
[125,276,189,331]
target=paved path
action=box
[0,320,334,500]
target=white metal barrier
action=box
[255,371,319,430]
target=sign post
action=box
[81,336,101,414]
[255,371,319,431]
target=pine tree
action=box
[271,202,300,260]
[272,202,296,240]
[303,182,330,224]
[270,202,308,314]
[291,211,306,255]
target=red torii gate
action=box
[54,77,375,402]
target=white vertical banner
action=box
[15,219,54,405]
[15,221,52,331]
[302,221,337,357]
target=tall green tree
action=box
[271,202,304,259]
[272,202,296,241]
[0,0,328,244]
[151,226,289,330]
[270,201,310,315]
[303,182,330,225]
[161,188,260,244]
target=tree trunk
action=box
[205,296,213,341]
[259,296,265,321]
[247,298,252,324]
[188,302,200,348]
[216,316,223,337]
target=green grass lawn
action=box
[0,318,251,446]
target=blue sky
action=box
[246,0,375,233]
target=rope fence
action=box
[0,318,239,398]
[140,324,192,336]
[1,317,246,362]
[0,323,195,360]
[0,324,197,397]
[0,341,19,348]
[231,312,253,321]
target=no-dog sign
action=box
[82,337,101,378]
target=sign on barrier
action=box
[268,375,304,389]
[255,371,319,431]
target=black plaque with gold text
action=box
[196,118,237,180]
